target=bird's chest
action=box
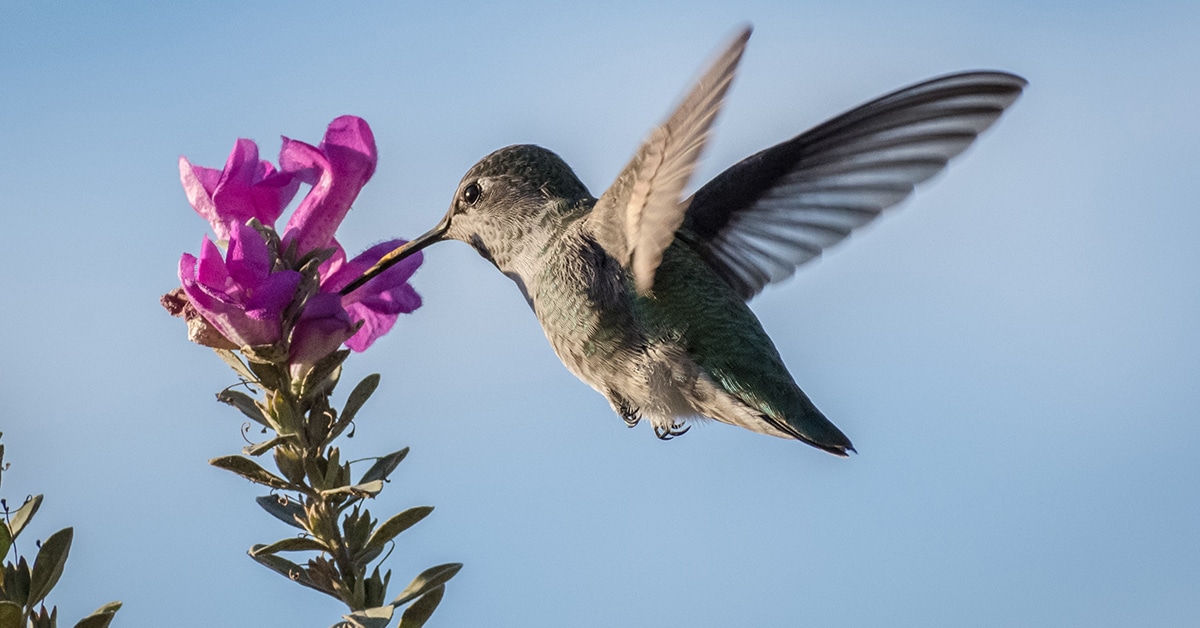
[521,236,716,421]
[525,236,645,385]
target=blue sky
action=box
[2,1,1198,626]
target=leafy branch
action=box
[207,348,459,628]
[0,434,122,628]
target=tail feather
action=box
[766,411,855,457]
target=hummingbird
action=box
[343,27,1024,456]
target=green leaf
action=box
[391,563,462,607]
[267,391,300,436]
[217,389,269,427]
[5,557,32,605]
[280,258,322,332]
[29,603,55,628]
[8,494,44,541]
[89,601,122,615]
[255,495,307,530]
[323,448,344,488]
[27,527,72,607]
[72,601,122,628]
[295,246,337,276]
[273,446,306,485]
[250,537,326,556]
[243,435,288,457]
[209,456,291,490]
[74,613,118,628]
[358,448,409,486]
[323,373,381,445]
[318,480,383,501]
[248,552,322,593]
[341,374,380,428]
[213,348,257,384]
[0,601,21,628]
[362,507,433,557]
[364,565,390,608]
[342,605,392,628]
[341,506,374,554]
[246,358,286,392]
[397,584,445,628]
[0,517,10,560]
[300,349,350,400]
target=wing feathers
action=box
[587,34,1025,302]
[684,71,1026,299]
[591,26,753,295]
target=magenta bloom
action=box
[280,116,377,256]
[288,292,358,376]
[288,240,421,372]
[318,239,423,352]
[180,139,301,242]
[179,222,301,347]
[175,115,421,361]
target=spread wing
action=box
[589,26,751,295]
[682,71,1027,300]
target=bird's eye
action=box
[462,182,482,205]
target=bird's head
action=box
[340,144,591,296]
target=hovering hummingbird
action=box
[343,27,1024,455]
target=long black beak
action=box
[340,216,450,296]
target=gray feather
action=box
[590,26,752,295]
[682,71,1027,300]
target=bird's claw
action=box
[653,421,691,440]
[615,399,641,428]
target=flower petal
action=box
[288,292,356,372]
[179,229,298,348]
[225,222,271,287]
[181,253,246,346]
[195,235,231,288]
[313,238,423,352]
[344,283,421,352]
[251,166,302,227]
[210,138,261,228]
[321,116,377,182]
[180,157,225,239]
[244,269,301,324]
[281,116,377,255]
[323,239,422,299]
[318,238,349,281]
[180,139,300,239]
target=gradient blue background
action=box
[2,1,1197,626]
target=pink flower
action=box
[288,292,357,376]
[288,239,421,374]
[180,139,301,242]
[280,116,377,256]
[318,239,423,352]
[174,115,421,363]
[178,222,301,347]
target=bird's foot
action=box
[653,421,691,440]
[613,396,641,428]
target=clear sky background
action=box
[2,1,1198,626]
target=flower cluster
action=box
[164,117,458,623]
[174,116,421,372]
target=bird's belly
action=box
[526,232,751,428]
[527,272,673,413]
[551,330,704,420]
